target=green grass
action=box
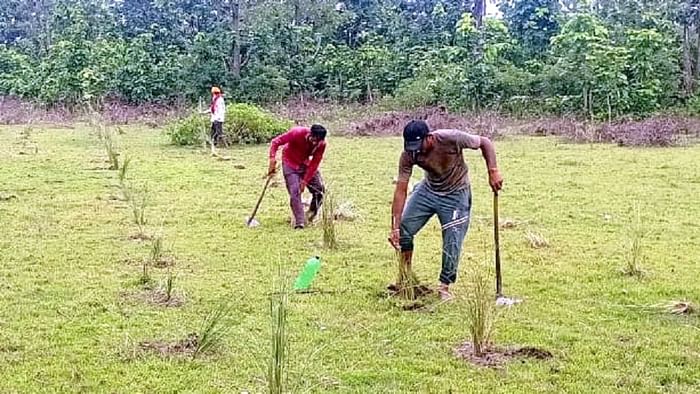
[0,124,699,392]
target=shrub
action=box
[166,103,292,146]
[225,103,292,145]
[166,113,208,146]
[685,95,700,116]
[388,77,438,110]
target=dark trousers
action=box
[283,163,324,227]
[210,121,223,145]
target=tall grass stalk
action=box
[139,259,151,285]
[150,234,163,263]
[396,251,419,300]
[193,301,232,360]
[20,125,32,140]
[118,155,131,187]
[268,263,288,394]
[623,203,646,277]
[464,261,496,357]
[100,126,120,170]
[165,269,174,302]
[199,123,215,154]
[321,189,337,249]
[123,184,148,236]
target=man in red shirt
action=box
[268,125,328,229]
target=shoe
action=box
[294,225,304,230]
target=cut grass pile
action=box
[0,124,699,392]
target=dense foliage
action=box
[2,0,700,118]
[166,103,292,146]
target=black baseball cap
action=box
[403,120,429,152]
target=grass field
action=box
[1,123,699,393]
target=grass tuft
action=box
[333,200,360,221]
[164,269,175,302]
[192,301,233,360]
[139,259,151,286]
[622,203,646,278]
[118,155,131,187]
[268,263,288,394]
[321,189,338,249]
[100,126,120,171]
[462,261,497,357]
[122,183,148,237]
[150,234,163,264]
[525,231,549,249]
[395,251,420,301]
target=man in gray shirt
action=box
[388,120,503,300]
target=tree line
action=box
[1,0,700,118]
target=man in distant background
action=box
[202,86,225,146]
[268,125,328,229]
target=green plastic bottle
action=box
[293,256,321,291]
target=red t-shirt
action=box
[269,126,327,184]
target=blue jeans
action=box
[399,182,472,284]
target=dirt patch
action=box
[344,107,510,139]
[454,341,553,367]
[268,98,345,125]
[152,256,176,268]
[668,301,695,315]
[400,301,428,311]
[119,257,142,266]
[509,346,553,359]
[139,333,198,357]
[499,219,520,229]
[0,193,18,202]
[519,115,700,147]
[211,152,232,161]
[386,283,434,298]
[122,288,185,308]
[128,233,152,241]
[345,112,700,147]
[385,283,436,312]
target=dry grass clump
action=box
[525,231,549,249]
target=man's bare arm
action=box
[479,136,503,192]
[479,136,498,169]
[389,181,409,248]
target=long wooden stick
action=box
[247,175,273,226]
[493,191,502,297]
